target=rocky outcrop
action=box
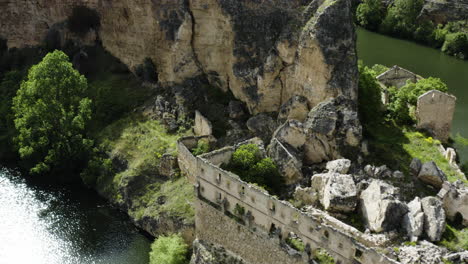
[246,114,277,143]
[311,172,357,213]
[418,161,447,188]
[403,197,425,242]
[271,120,306,149]
[0,0,359,116]
[277,95,309,123]
[267,138,303,185]
[438,180,468,226]
[419,0,468,24]
[303,96,362,164]
[421,196,446,242]
[360,180,408,233]
[326,159,352,174]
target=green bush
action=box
[149,234,188,264]
[442,32,468,58]
[191,139,210,156]
[379,0,424,38]
[358,62,383,133]
[224,144,284,195]
[286,237,305,252]
[356,0,385,30]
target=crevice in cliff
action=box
[277,62,288,109]
[187,1,206,77]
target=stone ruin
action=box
[178,136,400,264]
[416,90,456,143]
[376,65,422,89]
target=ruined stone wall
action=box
[416,90,456,143]
[179,138,400,264]
[376,66,422,89]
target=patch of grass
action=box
[403,241,417,247]
[313,248,335,264]
[286,237,305,252]
[438,224,468,251]
[366,121,465,183]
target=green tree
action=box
[380,0,424,38]
[442,32,468,58]
[0,71,22,160]
[356,0,385,30]
[12,50,93,175]
[149,234,188,264]
[358,62,383,133]
[388,77,448,124]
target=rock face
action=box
[311,172,357,213]
[0,0,359,116]
[420,0,468,24]
[271,120,306,149]
[403,197,425,242]
[418,161,447,188]
[326,159,351,174]
[421,196,446,242]
[246,114,277,143]
[267,138,303,185]
[303,96,362,164]
[277,95,309,123]
[438,181,468,226]
[360,180,408,233]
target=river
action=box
[0,167,151,264]
[357,27,468,163]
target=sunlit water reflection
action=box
[0,167,151,264]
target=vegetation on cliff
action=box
[12,50,93,175]
[149,234,189,264]
[356,0,468,59]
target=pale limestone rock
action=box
[418,161,447,188]
[277,95,309,123]
[360,180,408,233]
[271,120,306,150]
[398,241,446,264]
[311,172,357,213]
[326,159,351,174]
[421,196,446,242]
[293,186,317,205]
[438,181,468,226]
[194,110,213,136]
[267,138,303,185]
[403,197,424,242]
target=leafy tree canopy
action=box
[12,50,93,175]
[149,234,188,264]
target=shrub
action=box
[286,237,305,252]
[149,234,188,264]
[231,144,262,171]
[358,62,383,133]
[191,139,210,156]
[68,6,100,36]
[442,32,468,58]
[356,0,385,30]
[379,0,424,38]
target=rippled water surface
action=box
[0,168,151,264]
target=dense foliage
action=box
[224,144,284,194]
[356,0,468,59]
[387,77,448,124]
[358,62,383,134]
[12,50,93,175]
[0,71,22,160]
[149,234,188,264]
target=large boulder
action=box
[293,186,317,206]
[326,159,351,174]
[277,95,309,123]
[271,120,306,149]
[360,180,408,233]
[421,196,446,242]
[303,97,361,164]
[438,180,468,226]
[246,114,277,143]
[418,161,447,188]
[409,158,422,177]
[403,197,425,242]
[311,173,357,213]
[267,138,303,185]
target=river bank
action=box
[357,27,468,164]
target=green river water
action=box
[357,28,468,163]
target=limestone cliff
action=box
[419,0,468,24]
[0,0,358,115]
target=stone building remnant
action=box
[376,65,422,89]
[416,90,456,143]
[177,137,400,264]
[438,181,468,226]
[194,110,213,136]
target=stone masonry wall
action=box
[416,90,456,143]
[179,137,400,264]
